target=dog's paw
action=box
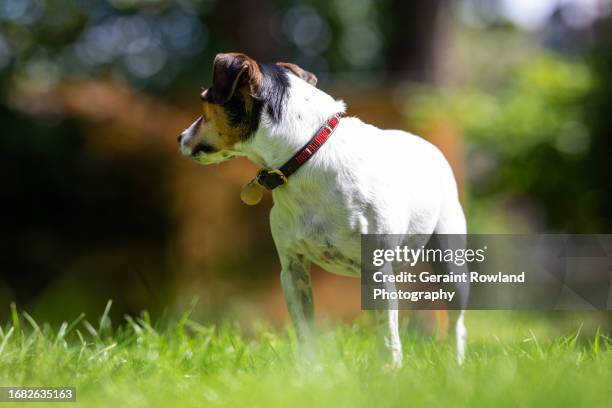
[383,358,403,372]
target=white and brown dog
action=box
[178,53,468,367]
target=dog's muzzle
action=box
[191,143,216,156]
[178,116,206,156]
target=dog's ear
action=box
[211,53,262,104]
[277,62,318,86]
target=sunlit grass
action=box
[0,302,610,407]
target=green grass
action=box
[0,302,610,407]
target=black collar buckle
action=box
[256,168,288,190]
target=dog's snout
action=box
[178,116,204,147]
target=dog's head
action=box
[178,52,317,164]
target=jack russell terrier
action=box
[178,53,468,367]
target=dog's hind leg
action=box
[431,202,469,364]
[279,253,316,359]
[428,233,469,364]
[449,278,469,365]
[386,308,403,369]
[453,309,467,364]
[377,263,403,369]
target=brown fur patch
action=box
[276,62,317,86]
[201,87,257,149]
[196,53,267,150]
[212,53,263,103]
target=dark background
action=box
[1,0,611,325]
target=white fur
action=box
[180,74,467,367]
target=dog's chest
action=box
[272,192,365,277]
[299,212,362,276]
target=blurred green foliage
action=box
[408,54,610,232]
[410,56,593,155]
[0,0,406,94]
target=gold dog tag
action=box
[240,180,264,205]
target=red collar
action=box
[256,113,342,190]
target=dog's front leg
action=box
[279,254,316,358]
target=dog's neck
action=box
[237,76,346,169]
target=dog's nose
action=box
[177,134,183,144]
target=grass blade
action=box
[66,313,86,336]
[0,327,14,357]
[124,315,143,335]
[87,343,117,362]
[593,326,600,356]
[83,320,99,339]
[22,312,41,334]
[177,297,199,335]
[99,300,113,335]
[10,302,20,338]
[56,322,68,345]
